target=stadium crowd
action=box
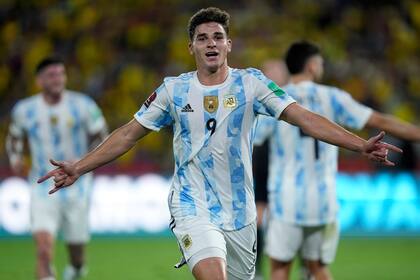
[1,0,419,173]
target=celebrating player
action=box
[6,57,107,280]
[38,9,400,280]
[254,41,420,280]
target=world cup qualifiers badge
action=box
[144,92,157,108]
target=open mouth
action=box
[205,51,219,58]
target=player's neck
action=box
[290,73,314,84]
[196,64,229,86]
[42,91,63,105]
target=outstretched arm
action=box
[88,125,109,150]
[365,111,420,142]
[38,119,150,193]
[280,103,402,164]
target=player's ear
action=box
[305,57,316,76]
[227,38,232,53]
[188,41,193,55]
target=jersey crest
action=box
[203,96,218,113]
[223,95,237,109]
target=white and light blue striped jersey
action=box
[9,90,106,200]
[254,81,373,226]
[135,67,295,230]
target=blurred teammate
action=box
[253,41,420,280]
[6,57,107,280]
[38,9,400,280]
[253,60,289,280]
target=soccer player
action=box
[253,41,420,280]
[38,8,400,280]
[253,59,289,280]
[6,57,107,280]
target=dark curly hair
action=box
[285,41,321,74]
[35,56,64,74]
[188,7,230,40]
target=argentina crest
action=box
[223,94,237,109]
[203,96,218,113]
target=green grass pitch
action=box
[1,237,420,279]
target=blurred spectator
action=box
[1,0,419,173]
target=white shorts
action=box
[171,217,257,280]
[265,219,339,264]
[30,194,90,243]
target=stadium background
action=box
[0,0,419,279]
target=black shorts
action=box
[253,140,268,203]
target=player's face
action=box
[189,22,232,73]
[36,64,67,96]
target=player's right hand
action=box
[37,159,80,194]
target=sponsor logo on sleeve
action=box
[90,107,102,121]
[268,82,285,97]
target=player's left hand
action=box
[362,131,403,166]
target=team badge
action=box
[49,115,58,126]
[181,234,192,250]
[203,96,218,113]
[66,117,74,127]
[223,95,237,109]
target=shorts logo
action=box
[181,234,192,250]
[223,95,237,109]
[204,96,218,113]
[144,92,157,108]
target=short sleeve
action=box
[134,83,174,131]
[248,68,296,119]
[330,89,373,129]
[84,97,106,134]
[253,115,276,146]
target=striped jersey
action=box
[9,90,106,199]
[135,67,295,230]
[254,81,373,226]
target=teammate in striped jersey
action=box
[38,9,401,280]
[6,57,107,280]
[253,41,420,280]
[253,59,290,280]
